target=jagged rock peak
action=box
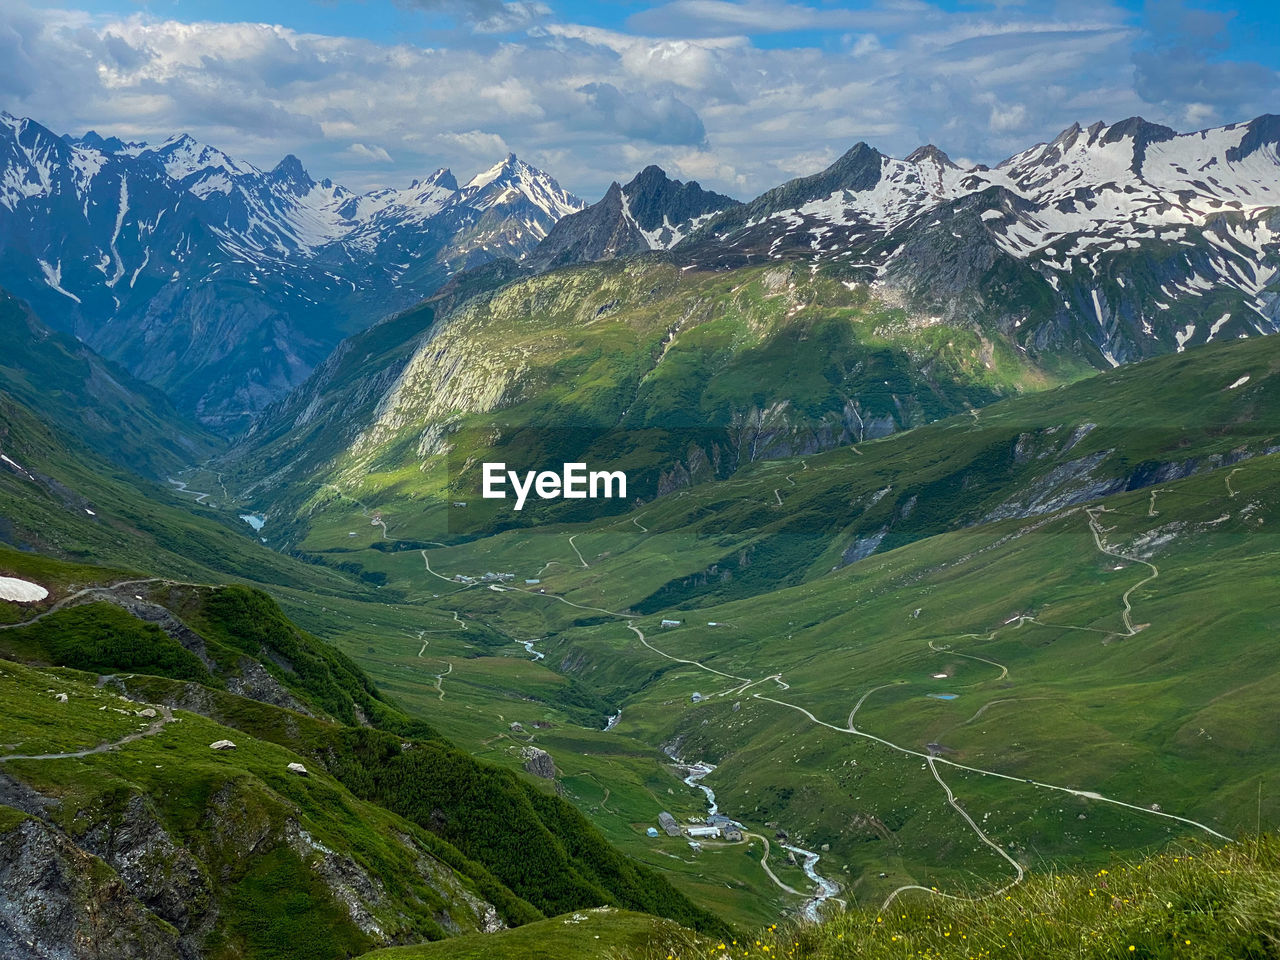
[271,153,311,184]
[906,144,958,168]
[1100,116,1177,148]
[410,167,459,192]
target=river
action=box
[780,844,843,922]
[666,748,840,919]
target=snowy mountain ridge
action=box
[684,114,1280,366]
[0,111,584,427]
[527,164,738,270]
[0,113,583,260]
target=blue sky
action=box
[3,1,1277,199]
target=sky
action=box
[1,0,1277,201]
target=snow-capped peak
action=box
[410,168,459,192]
[464,153,521,192]
[460,154,585,220]
[140,133,261,182]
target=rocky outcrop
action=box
[0,814,183,960]
[225,657,313,715]
[730,399,895,462]
[79,795,213,946]
[397,833,506,937]
[521,747,557,780]
[286,821,385,938]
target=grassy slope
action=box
[0,549,730,948]
[0,384,383,596]
[235,257,1070,549]
[358,908,690,960]
[7,266,1279,940]
[627,837,1280,960]
[0,658,498,959]
[0,288,218,478]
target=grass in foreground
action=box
[631,837,1280,960]
[357,907,690,959]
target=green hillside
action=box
[0,289,217,478]
[228,256,1081,549]
[0,550,729,957]
[4,257,1280,951]
[624,837,1280,960]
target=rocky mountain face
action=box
[527,165,737,270]
[681,115,1280,368]
[0,114,583,429]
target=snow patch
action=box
[0,576,48,602]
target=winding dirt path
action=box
[0,704,174,763]
[627,623,750,683]
[0,578,190,632]
[412,508,1226,920]
[748,692,1229,842]
[431,661,452,700]
[847,682,902,728]
[879,756,1025,911]
[1085,507,1158,636]
[1226,467,1244,498]
[962,697,1055,725]
[928,639,1009,681]
[744,832,805,896]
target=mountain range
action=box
[3,111,1278,433]
[0,112,583,427]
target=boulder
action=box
[287,762,309,777]
[209,740,237,751]
[521,747,556,780]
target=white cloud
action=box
[0,0,1273,203]
[346,142,394,163]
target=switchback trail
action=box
[455,556,1230,850]
[167,478,210,503]
[414,508,1228,920]
[431,661,452,700]
[1085,506,1158,636]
